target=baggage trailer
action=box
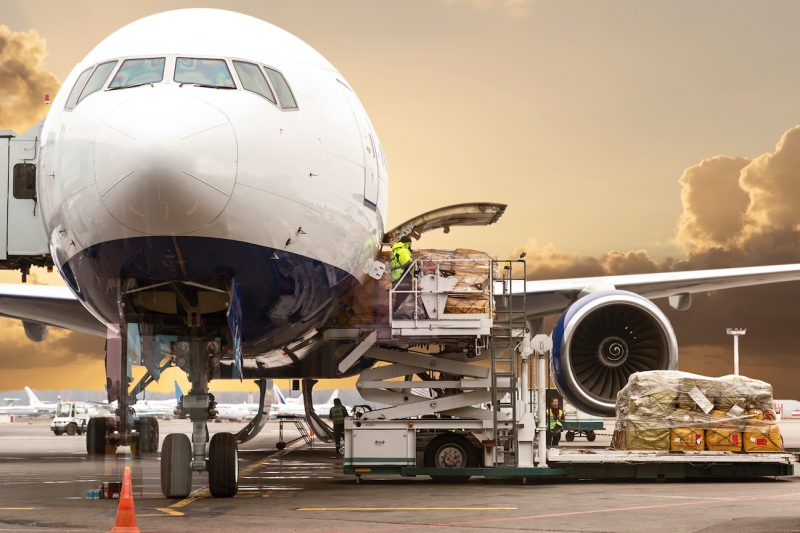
[562,418,604,442]
[335,255,796,483]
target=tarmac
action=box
[0,418,798,532]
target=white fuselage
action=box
[35,9,388,364]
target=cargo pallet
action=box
[336,256,796,483]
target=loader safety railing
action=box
[388,258,496,326]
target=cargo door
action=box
[8,134,48,255]
[337,81,379,207]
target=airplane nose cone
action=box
[94,91,237,235]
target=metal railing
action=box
[388,258,495,325]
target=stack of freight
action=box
[415,249,494,315]
[331,248,495,325]
[612,371,782,453]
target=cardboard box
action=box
[670,427,704,452]
[743,425,783,452]
[706,428,742,452]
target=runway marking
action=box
[321,491,800,532]
[617,493,732,501]
[157,438,307,516]
[154,507,184,516]
[297,507,518,511]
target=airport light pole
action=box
[726,328,746,375]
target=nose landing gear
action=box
[162,338,239,499]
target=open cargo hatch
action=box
[384,202,506,244]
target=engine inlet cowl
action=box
[551,290,678,416]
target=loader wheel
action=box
[586,430,596,442]
[565,431,575,442]
[66,423,78,436]
[424,434,477,483]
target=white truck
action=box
[51,402,96,436]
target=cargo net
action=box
[333,248,495,325]
[612,371,783,453]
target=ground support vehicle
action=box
[338,257,796,483]
[562,418,604,442]
[51,402,93,436]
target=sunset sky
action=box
[0,0,798,396]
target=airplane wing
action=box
[0,284,106,336]
[495,263,800,317]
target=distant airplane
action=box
[270,385,346,419]
[131,382,183,418]
[24,387,59,415]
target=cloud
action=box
[516,125,800,398]
[676,155,750,250]
[740,126,800,235]
[0,25,60,133]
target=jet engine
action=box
[551,290,678,416]
[22,321,49,342]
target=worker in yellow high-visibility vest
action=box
[547,397,565,446]
[329,398,349,455]
[390,236,414,315]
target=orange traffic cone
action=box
[109,466,140,533]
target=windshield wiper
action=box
[107,82,154,91]
[179,83,236,89]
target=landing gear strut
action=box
[162,338,239,498]
[86,325,159,457]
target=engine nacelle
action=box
[551,290,678,416]
[22,320,49,342]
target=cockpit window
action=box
[108,58,165,89]
[175,58,236,88]
[263,67,297,109]
[64,67,94,110]
[77,61,117,103]
[233,61,276,103]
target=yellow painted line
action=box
[0,507,38,511]
[159,438,307,515]
[155,507,185,516]
[297,507,518,511]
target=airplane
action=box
[129,381,183,418]
[24,386,59,416]
[0,395,38,417]
[270,385,346,419]
[0,8,799,498]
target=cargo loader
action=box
[330,256,795,482]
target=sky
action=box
[0,0,798,396]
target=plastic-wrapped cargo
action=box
[333,248,495,325]
[743,425,783,452]
[613,371,782,453]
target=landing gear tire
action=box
[565,431,575,442]
[161,433,192,498]
[87,417,111,455]
[66,423,78,436]
[209,432,238,498]
[424,434,476,484]
[132,417,160,455]
[586,430,596,442]
[276,441,286,451]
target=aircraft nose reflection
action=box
[94,90,237,235]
